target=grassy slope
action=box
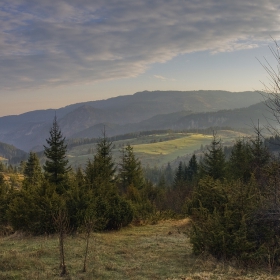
[67,130,251,168]
[132,133,213,166]
[0,219,278,279]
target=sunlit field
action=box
[67,130,251,168]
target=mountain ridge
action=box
[0,90,263,151]
[70,101,271,139]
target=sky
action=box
[1,0,280,117]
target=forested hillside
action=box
[0,90,262,151]
[0,142,27,162]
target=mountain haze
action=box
[70,102,271,139]
[0,141,27,162]
[0,90,263,151]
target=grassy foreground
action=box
[1,219,278,280]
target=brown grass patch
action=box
[1,219,280,279]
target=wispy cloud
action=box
[0,0,280,90]
[154,75,166,80]
[154,75,175,82]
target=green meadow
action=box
[67,130,251,168]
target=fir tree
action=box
[119,144,144,191]
[228,139,252,182]
[157,174,167,189]
[75,167,85,188]
[250,125,270,177]
[200,133,226,180]
[23,152,42,188]
[173,161,185,189]
[186,154,198,182]
[43,116,70,187]
[85,131,116,194]
[84,132,134,230]
[164,162,174,186]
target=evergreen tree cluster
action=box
[0,118,166,235]
[186,130,280,267]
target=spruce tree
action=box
[43,116,70,187]
[200,133,226,180]
[186,154,198,182]
[157,174,167,189]
[23,152,42,188]
[250,125,270,176]
[75,167,85,188]
[164,162,174,186]
[119,144,144,191]
[228,139,252,182]
[84,132,133,230]
[173,161,185,189]
[85,131,116,194]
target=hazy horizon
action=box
[0,89,264,118]
[1,1,279,116]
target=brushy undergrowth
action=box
[1,219,280,279]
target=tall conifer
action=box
[186,154,198,182]
[119,144,144,191]
[85,130,116,194]
[228,139,252,182]
[200,133,226,180]
[43,116,70,187]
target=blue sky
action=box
[1,0,280,116]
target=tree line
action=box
[0,118,176,236]
[185,129,280,269]
[2,115,280,270]
[142,127,280,269]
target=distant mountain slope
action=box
[174,102,271,130]
[0,141,27,162]
[70,111,194,138]
[4,102,272,165]
[0,90,263,151]
[71,101,271,139]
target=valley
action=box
[0,90,263,152]
[67,129,252,168]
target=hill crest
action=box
[0,90,263,151]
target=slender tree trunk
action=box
[83,219,94,273]
[59,229,67,276]
[83,229,90,272]
[54,208,68,277]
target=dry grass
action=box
[1,219,279,279]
